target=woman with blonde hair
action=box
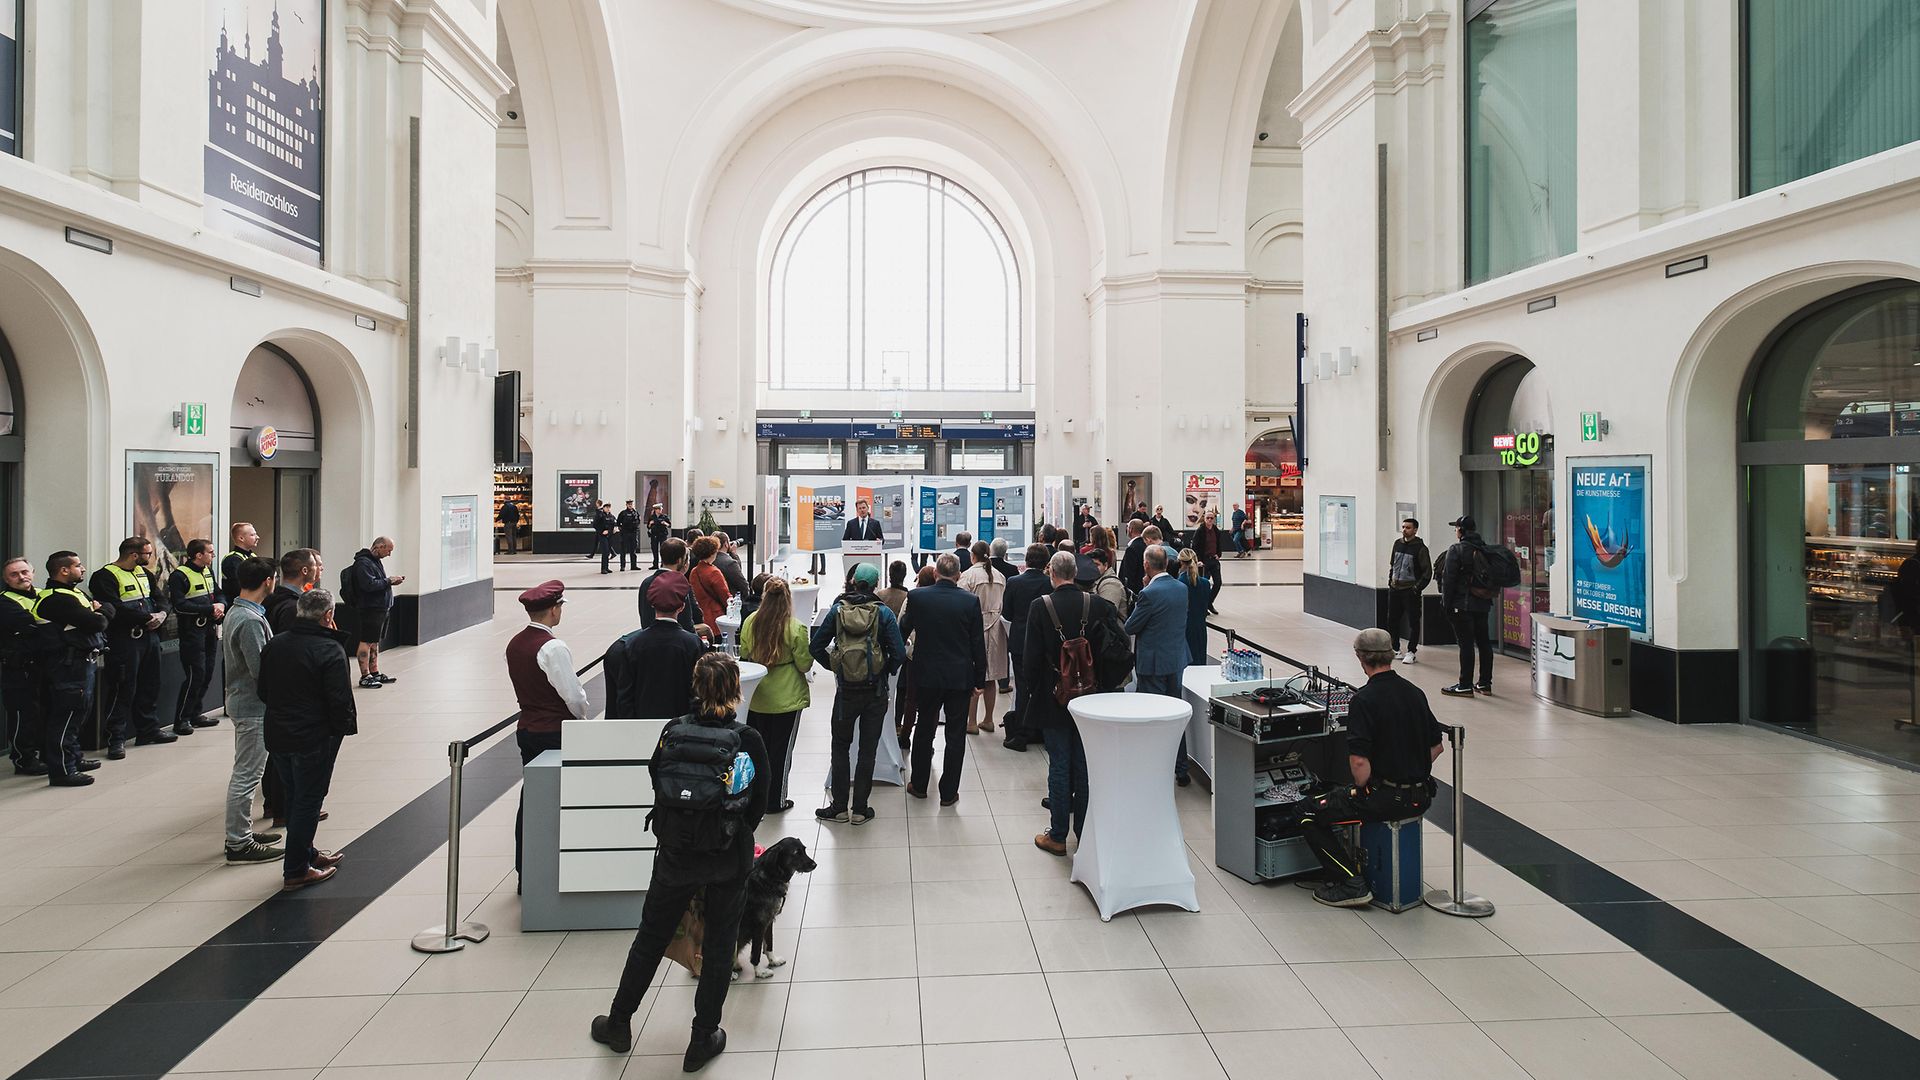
[738,577,812,812]
[1176,548,1212,668]
[958,540,1008,734]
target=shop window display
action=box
[1744,283,1920,766]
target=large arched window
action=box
[770,167,1020,392]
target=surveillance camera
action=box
[505,109,519,120]
[1257,132,1269,141]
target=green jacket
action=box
[739,612,814,713]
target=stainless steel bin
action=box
[1531,613,1631,717]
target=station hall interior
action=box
[1,1,1920,1078]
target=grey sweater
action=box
[221,600,272,719]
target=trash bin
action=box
[1531,614,1631,717]
[1762,636,1816,731]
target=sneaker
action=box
[48,772,95,787]
[1293,874,1328,889]
[251,830,284,845]
[1441,683,1476,697]
[134,730,178,746]
[590,1014,633,1054]
[106,741,127,760]
[77,759,102,771]
[683,1027,726,1072]
[1313,877,1373,908]
[172,722,197,736]
[12,758,47,776]
[1475,683,1493,695]
[358,675,383,689]
[190,716,220,727]
[374,673,396,684]
[1400,651,1417,665]
[815,806,850,823]
[225,841,282,864]
[851,806,875,825]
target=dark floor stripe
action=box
[1427,780,1920,1078]
[11,676,604,1080]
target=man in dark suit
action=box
[842,498,885,542]
[1150,505,1181,550]
[608,574,706,719]
[1119,519,1148,597]
[898,553,986,806]
[637,538,702,633]
[951,532,973,567]
[1125,544,1194,785]
[1025,551,1125,854]
[1000,544,1054,753]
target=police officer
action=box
[1295,628,1444,908]
[616,500,642,572]
[2,556,49,775]
[169,539,226,733]
[220,521,261,606]
[36,551,107,786]
[91,536,173,758]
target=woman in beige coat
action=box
[958,541,1010,734]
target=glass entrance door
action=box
[276,469,316,552]
[1497,468,1555,652]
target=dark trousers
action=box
[175,626,217,727]
[272,738,341,880]
[910,687,972,800]
[600,535,615,572]
[609,871,748,1031]
[4,668,40,766]
[1386,589,1422,652]
[829,684,887,812]
[650,536,665,569]
[41,666,90,777]
[894,666,916,737]
[1136,672,1189,780]
[619,533,640,571]
[1450,608,1494,686]
[747,709,799,808]
[103,631,160,743]
[1004,646,1030,745]
[1201,555,1223,609]
[1042,723,1088,843]
[516,728,564,874]
[1298,784,1428,882]
[262,755,286,818]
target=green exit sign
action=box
[183,402,206,436]
[1580,412,1603,442]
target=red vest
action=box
[507,625,572,733]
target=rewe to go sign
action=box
[1494,431,1544,468]
[183,402,206,436]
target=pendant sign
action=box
[1494,431,1545,468]
[245,425,279,462]
[183,402,207,436]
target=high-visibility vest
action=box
[35,586,94,626]
[2,588,44,624]
[177,565,215,598]
[102,564,150,602]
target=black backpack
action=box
[647,716,752,852]
[1467,545,1522,599]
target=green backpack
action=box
[830,599,883,686]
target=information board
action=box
[1568,457,1650,639]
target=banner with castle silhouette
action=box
[204,1,324,264]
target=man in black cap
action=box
[1437,515,1495,697]
[507,579,589,877]
[647,503,672,568]
[617,500,643,572]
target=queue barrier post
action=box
[1424,724,1495,918]
[411,739,492,953]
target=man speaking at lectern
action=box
[843,498,884,542]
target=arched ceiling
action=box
[710,0,1120,31]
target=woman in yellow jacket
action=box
[739,578,814,812]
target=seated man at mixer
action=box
[1294,628,1445,908]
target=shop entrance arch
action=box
[1461,357,1554,655]
[229,344,320,557]
[1741,279,1920,768]
[0,326,23,556]
[1244,427,1300,556]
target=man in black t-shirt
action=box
[1296,628,1445,909]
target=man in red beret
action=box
[606,572,706,720]
[508,579,589,881]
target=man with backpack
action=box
[1000,544,1055,752]
[592,653,768,1071]
[808,562,906,824]
[1437,515,1513,697]
[1025,551,1129,855]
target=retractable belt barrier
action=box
[1204,620,1494,918]
[411,650,608,954]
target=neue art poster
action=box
[204,0,324,264]
[1569,457,1650,638]
[127,452,219,575]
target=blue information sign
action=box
[1569,458,1650,637]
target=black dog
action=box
[733,836,816,979]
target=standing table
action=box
[1069,692,1200,921]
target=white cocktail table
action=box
[1069,692,1201,921]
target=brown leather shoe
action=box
[313,849,345,868]
[281,865,338,892]
[905,785,927,799]
[1034,833,1067,856]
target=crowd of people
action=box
[0,523,393,890]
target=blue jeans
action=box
[1042,723,1088,843]
[1135,673,1189,780]
[272,738,341,880]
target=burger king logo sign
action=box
[246,425,280,463]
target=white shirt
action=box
[529,622,590,719]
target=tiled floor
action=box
[3,550,1920,1078]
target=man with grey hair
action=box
[1024,550,1121,854]
[1293,627,1445,908]
[899,552,987,805]
[346,536,404,689]
[1125,542,1196,784]
[260,587,358,892]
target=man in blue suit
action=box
[1124,543,1193,785]
[898,553,987,805]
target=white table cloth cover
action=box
[821,667,908,792]
[737,661,768,715]
[1069,692,1201,921]
[715,613,742,650]
[789,583,820,627]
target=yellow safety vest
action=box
[34,586,94,626]
[102,564,150,602]
[177,565,215,598]
[2,589,44,624]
